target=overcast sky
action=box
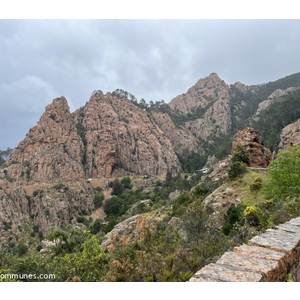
[1,19,300,149]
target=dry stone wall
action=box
[190,216,300,282]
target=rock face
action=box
[279,119,300,151]
[169,73,232,140]
[5,97,85,182]
[190,216,300,282]
[151,112,198,155]
[0,180,95,245]
[74,91,181,178]
[254,87,299,120]
[101,212,166,251]
[4,93,181,182]
[232,128,272,168]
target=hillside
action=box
[1,71,300,281]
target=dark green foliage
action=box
[228,161,247,180]
[104,196,123,216]
[228,145,249,180]
[3,221,12,231]
[32,190,39,197]
[16,244,28,257]
[89,218,103,234]
[93,192,104,209]
[222,204,246,235]
[111,179,124,196]
[232,144,250,165]
[53,184,69,192]
[252,89,300,151]
[177,151,208,173]
[167,105,212,127]
[120,177,132,189]
[76,120,87,147]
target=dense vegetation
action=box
[252,89,300,151]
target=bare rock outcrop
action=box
[169,73,230,115]
[0,180,95,245]
[232,128,272,168]
[74,91,181,178]
[168,73,232,140]
[101,212,167,251]
[151,112,199,154]
[279,118,300,151]
[5,97,85,182]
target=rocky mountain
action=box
[4,97,85,182]
[2,92,181,183]
[73,91,181,179]
[169,73,232,140]
[1,71,300,251]
[3,71,300,182]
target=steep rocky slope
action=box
[169,73,232,140]
[279,118,300,150]
[3,97,86,182]
[0,180,95,246]
[73,91,181,178]
[151,111,198,155]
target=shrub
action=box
[267,146,300,199]
[192,183,207,197]
[89,218,103,234]
[228,161,247,180]
[243,206,260,226]
[33,190,39,197]
[93,192,104,209]
[111,179,124,196]
[104,196,123,216]
[250,177,263,191]
[232,144,250,165]
[121,177,132,189]
[262,199,274,208]
[16,244,28,257]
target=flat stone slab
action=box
[234,244,285,261]
[286,217,300,227]
[277,223,300,233]
[249,228,300,252]
[217,251,278,275]
[192,263,264,282]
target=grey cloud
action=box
[1,19,300,148]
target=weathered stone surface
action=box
[101,212,167,251]
[217,251,279,280]
[151,112,199,155]
[74,91,181,178]
[279,118,300,151]
[232,127,272,168]
[254,87,299,120]
[203,183,240,229]
[4,97,85,182]
[0,180,95,245]
[192,263,264,282]
[169,73,232,141]
[249,228,300,253]
[234,244,285,261]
